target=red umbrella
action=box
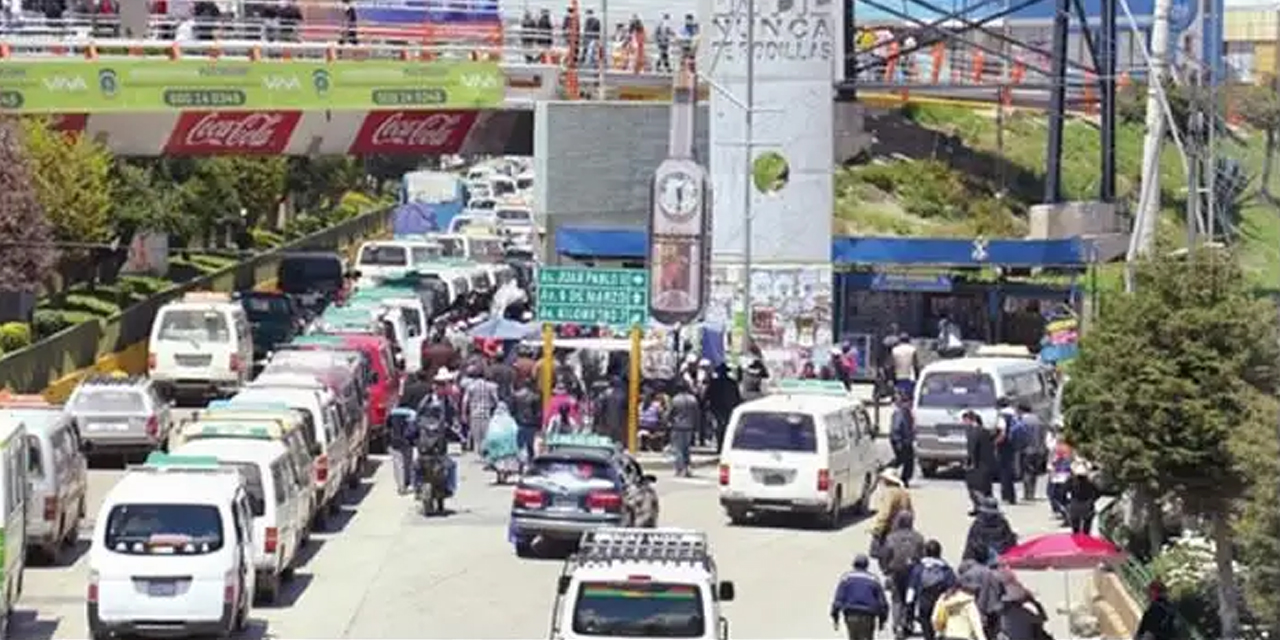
[1000,533,1126,571]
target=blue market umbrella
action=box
[469,317,538,341]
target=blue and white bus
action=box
[394,171,466,236]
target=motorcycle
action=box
[415,423,455,516]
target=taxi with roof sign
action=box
[550,528,735,640]
[148,291,254,404]
[172,417,315,496]
[89,453,255,640]
[717,379,881,529]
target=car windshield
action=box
[411,246,441,265]
[104,504,224,555]
[157,309,230,343]
[528,458,615,482]
[572,581,705,638]
[918,372,998,409]
[221,462,266,516]
[73,389,146,413]
[242,296,291,321]
[278,256,343,294]
[497,209,531,223]
[359,245,409,267]
[437,237,465,258]
[731,412,818,453]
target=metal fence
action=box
[0,206,392,396]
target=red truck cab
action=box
[333,333,401,451]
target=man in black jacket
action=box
[593,379,629,445]
[964,410,997,513]
[510,381,541,462]
[706,364,741,452]
[399,369,433,411]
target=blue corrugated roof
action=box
[554,227,1091,266]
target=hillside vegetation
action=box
[836,96,1280,287]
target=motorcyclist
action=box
[416,412,457,499]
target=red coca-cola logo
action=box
[349,111,478,155]
[165,111,301,155]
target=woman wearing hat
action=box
[869,468,913,555]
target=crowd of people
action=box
[517,8,698,72]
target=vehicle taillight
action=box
[315,455,329,484]
[513,487,544,509]
[586,491,622,511]
[147,353,156,370]
[43,496,58,522]
[145,416,160,440]
[223,570,237,604]
[817,469,831,492]
[718,464,730,486]
[229,353,244,373]
[264,527,278,554]
[87,570,99,603]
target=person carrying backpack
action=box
[910,540,957,640]
[878,511,926,640]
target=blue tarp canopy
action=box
[553,227,1092,267]
[391,202,439,236]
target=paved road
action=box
[12,447,1080,639]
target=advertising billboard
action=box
[0,60,505,114]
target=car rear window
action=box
[221,462,266,516]
[918,372,998,409]
[279,256,343,294]
[730,412,818,453]
[359,245,408,266]
[528,458,616,482]
[73,389,146,413]
[573,581,705,638]
[104,504,224,555]
[437,237,465,257]
[242,296,291,320]
[157,309,230,343]
[497,209,531,222]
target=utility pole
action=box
[1130,0,1174,259]
[741,0,756,357]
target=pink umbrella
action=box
[999,533,1127,616]
[1000,533,1127,570]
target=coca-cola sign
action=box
[164,111,301,155]
[349,111,478,155]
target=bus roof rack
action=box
[576,528,711,566]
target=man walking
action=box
[964,410,996,513]
[888,391,916,487]
[654,13,674,72]
[994,397,1021,505]
[1017,400,1047,501]
[878,511,926,640]
[831,554,889,640]
[890,332,920,398]
[461,367,499,453]
[511,380,541,463]
[667,382,700,477]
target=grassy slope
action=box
[836,102,1280,288]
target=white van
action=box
[0,416,26,634]
[354,240,442,283]
[0,405,88,565]
[245,374,353,524]
[169,439,307,605]
[912,356,1056,477]
[226,388,332,522]
[433,233,505,263]
[718,382,880,529]
[148,292,253,403]
[87,455,255,640]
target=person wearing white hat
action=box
[1063,459,1101,534]
[869,468,913,554]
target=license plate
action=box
[763,474,786,485]
[147,582,177,597]
[87,422,128,432]
[553,496,577,508]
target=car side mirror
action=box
[642,474,657,484]
[718,581,735,602]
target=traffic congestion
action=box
[0,160,1093,640]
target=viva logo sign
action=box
[42,76,89,91]
[459,73,500,90]
[261,75,302,91]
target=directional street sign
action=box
[536,267,650,326]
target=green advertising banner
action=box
[0,59,505,113]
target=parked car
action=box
[65,375,174,460]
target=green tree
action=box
[226,156,287,231]
[1233,85,1280,202]
[1063,247,1280,639]
[286,156,366,213]
[19,118,115,244]
[111,162,189,242]
[181,158,243,248]
[0,118,57,294]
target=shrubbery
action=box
[0,323,32,353]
